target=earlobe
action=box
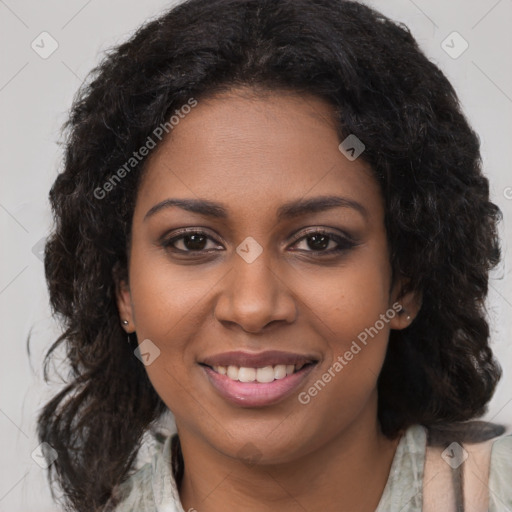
[389,279,422,330]
[114,271,135,331]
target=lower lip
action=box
[201,364,317,407]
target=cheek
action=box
[128,241,214,340]
[300,247,392,345]
[330,266,391,344]
[297,247,392,409]
[126,247,217,402]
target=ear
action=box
[113,263,135,332]
[388,277,422,330]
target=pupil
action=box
[185,234,207,250]
[308,234,329,251]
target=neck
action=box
[176,399,401,512]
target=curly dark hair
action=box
[36,0,503,510]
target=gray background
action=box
[1,0,511,510]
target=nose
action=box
[213,249,297,333]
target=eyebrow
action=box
[143,195,368,222]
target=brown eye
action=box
[178,233,208,251]
[304,233,331,251]
[291,230,356,255]
[162,231,223,253]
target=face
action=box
[117,88,416,463]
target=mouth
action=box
[198,351,319,407]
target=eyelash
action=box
[160,228,357,257]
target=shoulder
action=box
[109,462,155,512]
[424,422,512,512]
[488,433,512,510]
[108,434,183,512]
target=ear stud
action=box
[400,307,412,322]
[122,319,129,326]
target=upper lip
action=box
[200,350,318,368]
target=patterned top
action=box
[111,424,512,511]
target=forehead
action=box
[134,88,383,225]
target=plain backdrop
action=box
[1,0,511,510]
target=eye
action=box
[290,229,356,255]
[160,228,357,256]
[161,230,224,253]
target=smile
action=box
[199,351,318,407]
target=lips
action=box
[199,350,319,407]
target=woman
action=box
[38,0,511,511]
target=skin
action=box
[116,87,421,512]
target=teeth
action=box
[256,366,275,383]
[227,365,239,380]
[238,367,256,382]
[274,364,287,379]
[212,363,308,382]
